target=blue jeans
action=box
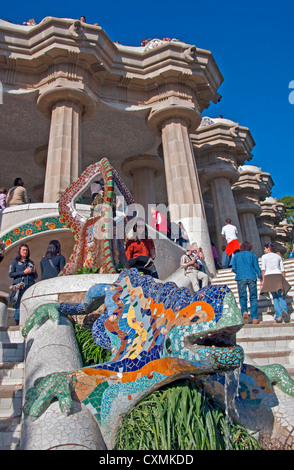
[237,279,258,319]
[223,253,230,269]
[271,289,288,318]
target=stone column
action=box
[37,87,96,203]
[160,118,205,218]
[232,166,269,257]
[192,118,255,255]
[44,101,81,202]
[274,219,294,254]
[239,212,262,254]
[121,154,164,216]
[148,106,216,276]
[193,151,243,256]
[210,176,242,253]
[257,197,285,248]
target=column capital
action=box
[192,117,255,165]
[121,154,164,178]
[198,151,240,189]
[147,102,201,136]
[232,165,267,216]
[37,86,96,121]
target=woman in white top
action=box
[260,243,291,323]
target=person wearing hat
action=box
[180,244,209,292]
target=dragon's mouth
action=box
[182,324,245,370]
[185,324,240,349]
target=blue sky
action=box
[1,0,294,199]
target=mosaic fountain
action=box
[18,160,294,450]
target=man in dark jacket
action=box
[232,241,262,324]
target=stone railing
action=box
[19,273,117,450]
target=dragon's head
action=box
[92,268,244,375]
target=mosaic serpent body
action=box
[22,268,246,447]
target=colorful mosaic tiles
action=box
[199,117,214,127]
[22,268,246,448]
[1,216,68,248]
[58,158,135,276]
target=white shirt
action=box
[221,224,238,243]
[261,252,284,275]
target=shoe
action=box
[281,310,290,323]
[275,316,282,323]
[243,312,248,324]
[252,319,260,324]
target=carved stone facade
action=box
[0,17,292,272]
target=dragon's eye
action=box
[166,338,171,350]
[190,315,200,323]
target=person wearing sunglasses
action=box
[125,217,156,275]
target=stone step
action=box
[236,322,294,371]
[0,385,23,419]
[0,362,24,386]
[0,417,21,450]
[243,350,293,367]
[0,326,24,364]
[211,264,294,323]
[7,308,18,327]
[0,343,24,363]
[0,326,24,343]
[237,322,294,338]
[238,334,294,354]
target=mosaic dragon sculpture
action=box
[58,157,135,275]
[22,267,291,449]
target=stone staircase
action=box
[0,259,293,450]
[211,258,294,375]
[0,310,24,450]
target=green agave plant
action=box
[74,326,262,450]
[116,380,263,451]
[74,323,111,366]
[75,267,100,275]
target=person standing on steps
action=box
[221,218,240,268]
[288,243,294,259]
[260,243,291,323]
[232,241,262,324]
[9,243,38,325]
[40,240,66,280]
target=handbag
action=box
[8,278,25,307]
[8,288,19,306]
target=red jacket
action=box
[151,211,170,233]
[125,238,155,261]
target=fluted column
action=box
[161,118,205,218]
[239,212,262,255]
[232,166,270,257]
[37,87,96,202]
[192,118,255,255]
[210,176,242,254]
[148,106,216,276]
[44,101,81,202]
[257,197,284,247]
[193,149,243,256]
[121,155,164,215]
